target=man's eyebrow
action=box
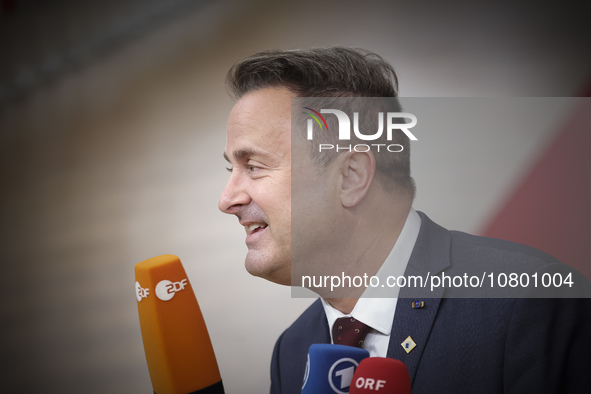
[223,148,270,162]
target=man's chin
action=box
[244,252,291,285]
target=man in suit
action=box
[218,47,591,393]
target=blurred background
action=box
[1,0,590,392]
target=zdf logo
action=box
[135,281,150,302]
[155,278,189,301]
[303,108,418,142]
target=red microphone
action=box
[350,357,411,393]
[135,254,224,393]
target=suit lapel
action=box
[388,285,444,383]
[309,299,331,344]
[387,212,451,384]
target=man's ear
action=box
[339,151,376,207]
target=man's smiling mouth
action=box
[244,222,268,235]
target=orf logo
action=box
[354,377,387,391]
[304,108,417,141]
[155,278,188,301]
[328,357,359,394]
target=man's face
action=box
[219,86,293,285]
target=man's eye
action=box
[248,165,259,172]
[225,167,233,173]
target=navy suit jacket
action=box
[270,212,591,393]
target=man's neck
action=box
[322,205,413,314]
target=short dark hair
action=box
[225,47,415,197]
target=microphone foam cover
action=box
[302,344,369,393]
[135,254,223,394]
[350,357,410,394]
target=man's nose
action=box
[218,174,251,215]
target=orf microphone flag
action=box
[135,254,224,393]
[301,344,369,393]
[350,357,410,394]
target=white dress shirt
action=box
[321,208,421,357]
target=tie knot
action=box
[332,317,372,348]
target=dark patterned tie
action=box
[332,317,372,348]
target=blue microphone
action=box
[302,344,369,393]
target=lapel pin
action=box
[411,301,425,309]
[401,336,417,354]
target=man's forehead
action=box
[224,86,292,164]
[226,102,290,139]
